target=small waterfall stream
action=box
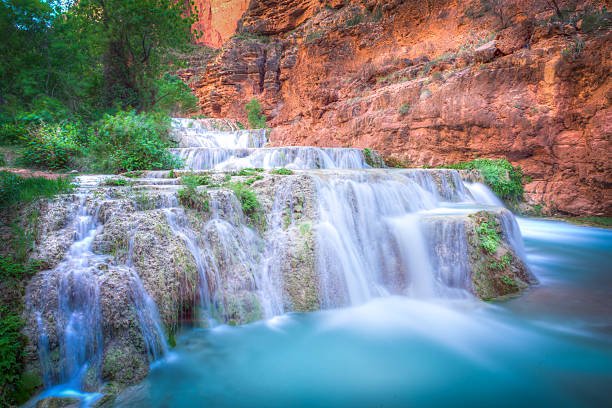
[28,177,168,397]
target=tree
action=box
[72,0,199,111]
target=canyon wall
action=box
[189,0,611,215]
[191,0,249,47]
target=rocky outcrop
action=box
[190,0,249,47]
[190,0,611,215]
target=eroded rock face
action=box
[191,0,611,215]
[191,0,250,47]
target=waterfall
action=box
[171,146,370,170]
[163,190,265,326]
[29,178,168,392]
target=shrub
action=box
[306,31,324,43]
[91,111,182,173]
[0,256,42,405]
[443,158,524,202]
[0,171,74,209]
[399,104,411,115]
[346,12,364,27]
[561,38,585,61]
[19,123,90,170]
[580,7,611,33]
[431,72,443,82]
[228,181,262,224]
[245,99,267,129]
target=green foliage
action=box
[0,256,42,405]
[245,99,267,129]
[500,275,517,287]
[399,103,411,115]
[580,7,610,33]
[178,172,211,212]
[19,123,91,170]
[305,30,324,43]
[104,178,131,187]
[346,12,364,27]
[372,6,383,22]
[91,111,182,173]
[270,168,293,175]
[476,219,501,255]
[363,148,374,166]
[153,74,198,116]
[0,0,198,139]
[443,158,524,202]
[489,253,512,270]
[431,71,443,82]
[228,182,262,222]
[561,38,585,61]
[236,168,264,177]
[0,171,74,209]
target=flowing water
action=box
[113,218,612,408]
[25,122,612,407]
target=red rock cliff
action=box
[191,0,249,47]
[190,0,612,216]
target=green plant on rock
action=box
[476,218,501,255]
[245,99,267,129]
[178,173,211,212]
[227,181,263,225]
[561,38,585,61]
[346,12,364,27]
[399,103,411,115]
[270,168,293,175]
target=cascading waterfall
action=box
[29,178,168,393]
[171,146,370,171]
[163,191,265,325]
[313,170,476,307]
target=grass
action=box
[568,217,612,228]
[0,171,74,209]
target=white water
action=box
[28,178,168,401]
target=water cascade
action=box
[24,119,544,407]
[26,177,169,396]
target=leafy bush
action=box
[245,99,267,129]
[561,38,585,61]
[580,7,611,33]
[153,74,199,116]
[91,111,182,173]
[177,172,212,212]
[0,171,74,209]
[0,256,42,405]
[346,12,364,27]
[19,123,90,170]
[443,158,524,202]
[306,31,324,43]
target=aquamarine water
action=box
[113,219,612,407]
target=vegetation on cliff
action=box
[0,171,74,405]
